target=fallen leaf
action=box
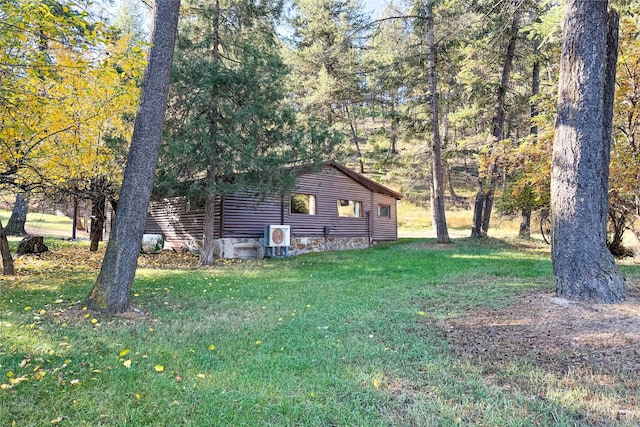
[196,374,206,379]
[123,360,132,368]
[154,365,164,372]
[208,344,215,351]
[119,349,130,357]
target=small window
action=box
[337,199,362,217]
[291,194,316,215]
[378,204,390,218]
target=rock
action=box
[17,236,49,255]
[141,234,164,254]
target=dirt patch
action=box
[440,282,640,424]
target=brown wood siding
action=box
[284,166,373,239]
[145,163,401,246]
[221,194,282,238]
[145,197,216,248]
[372,193,398,240]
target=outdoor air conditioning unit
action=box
[264,225,291,247]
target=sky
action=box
[362,0,388,18]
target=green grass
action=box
[0,238,637,425]
[0,209,75,235]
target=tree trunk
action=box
[551,1,625,303]
[89,193,106,252]
[471,5,521,238]
[0,219,15,275]
[200,0,221,266]
[201,170,217,266]
[518,208,531,238]
[5,192,29,236]
[345,102,365,173]
[426,0,450,244]
[72,197,78,240]
[519,36,542,238]
[86,0,181,313]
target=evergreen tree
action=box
[158,0,334,265]
[286,0,368,170]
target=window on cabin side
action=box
[337,199,362,217]
[291,193,316,215]
[378,204,390,218]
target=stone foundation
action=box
[178,236,372,259]
[289,236,371,256]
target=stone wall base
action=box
[179,236,372,259]
[289,236,370,256]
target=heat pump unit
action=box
[264,225,291,247]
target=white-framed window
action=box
[337,199,362,217]
[290,193,317,215]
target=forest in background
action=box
[1,0,639,253]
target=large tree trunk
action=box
[5,192,29,236]
[426,0,449,243]
[471,5,521,238]
[551,1,625,303]
[86,0,181,313]
[0,219,15,275]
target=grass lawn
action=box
[1,236,639,425]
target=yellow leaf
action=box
[135,393,141,399]
[24,306,32,311]
[0,384,10,390]
[90,318,98,324]
[39,310,46,315]
[119,349,130,357]
[418,311,426,316]
[83,313,90,319]
[123,359,132,368]
[196,374,206,379]
[154,365,164,372]
[255,340,261,346]
[54,299,64,304]
[208,344,215,351]
[50,416,63,424]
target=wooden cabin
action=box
[144,161,403,258]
